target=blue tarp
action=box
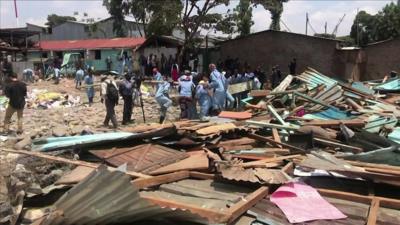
[351,82,375,95]
[374,79,400,92]
[32,132,137,152]
[303,108,354,120]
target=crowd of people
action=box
[0,51,298,133]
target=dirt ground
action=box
[0,77,182,223]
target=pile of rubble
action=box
[1,68,400,225]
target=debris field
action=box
[2,68,400,225]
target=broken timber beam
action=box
[132,171,190,189]
[247,133,306,154]
[0,148,151,178]
[302,119,365,128]
[317,188,400,210]
[367,198,380,225]
[225,186,269,224]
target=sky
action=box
[0,0,396,36]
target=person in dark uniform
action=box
[289,58,297,75]
[254,66,266,89]
[3,73,27,134]
[119,74,134,125]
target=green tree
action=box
[103,0,126,37]
[233,0,254,36]
[46,14,77,28]
[350,11,376,46]
[350,3,400,46]
[374,3,400,42]
[104,0,232,64]
[252,0,289,31]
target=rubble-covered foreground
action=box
[2,69,400,225]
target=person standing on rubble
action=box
[209,63,226,113]
[101,75,119,129]
[84,68,95,106]
[254,66,266,89]
[22,68,34,83]
[196,75,212,120]
[155,74,172,124]
[54,66,60,84]
[119,73,134,125]
[106,56,112,72]
[271,66,281,89]
[153,68,162,91]
[75,67,84,89]
[3,73,27,134]
[289,58,297,75]
[178,70,195,119]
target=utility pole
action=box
[324,22,327,34]
[356,8,359,46]
[305,13,309,35]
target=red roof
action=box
[36,37,146,51]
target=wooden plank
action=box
[272,128,282,148]
[132,171,190,189]
[217,137,256,147]
[228,81,253,94]
[141,195,230,223]
[225,186,269,224]
[314,138,363,153]
[133,144,152,170]
[246,120,300,130]
[222,145,253,152]
[0,148,151,178]
[281,162,294,174]
[346,161,400,172]
[247,133,306,154]
[196,123,237,135]
[55,166,95,185]
[249,89,270,97]
[317,188,400,210]
[241,155,302,168]
[302,119,365,128]
[189,171,216,180]
[219,111,252,120]
[367,198,380,225]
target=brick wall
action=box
[219,31,342,79]
[364,38,400,81]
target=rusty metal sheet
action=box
[246,197,369,225]
[150,151,209,175]
[219,111,252,120]
[219,165,291,184]
[40,166,209,225]
[90,144,189,174]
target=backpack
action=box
[106,81,119,102]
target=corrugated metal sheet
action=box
[303,108,354,120]
[308,85,344,111]
[40,166,208,225]
[36,37,145,50]
[90,144,189,174]
[297,68,337,89]
[219,165,291,184]
[364,115,398,133]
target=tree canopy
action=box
[46,14,77,28]
[252,0,289,31]
[350,3,400,46]
[234,0,254,36]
